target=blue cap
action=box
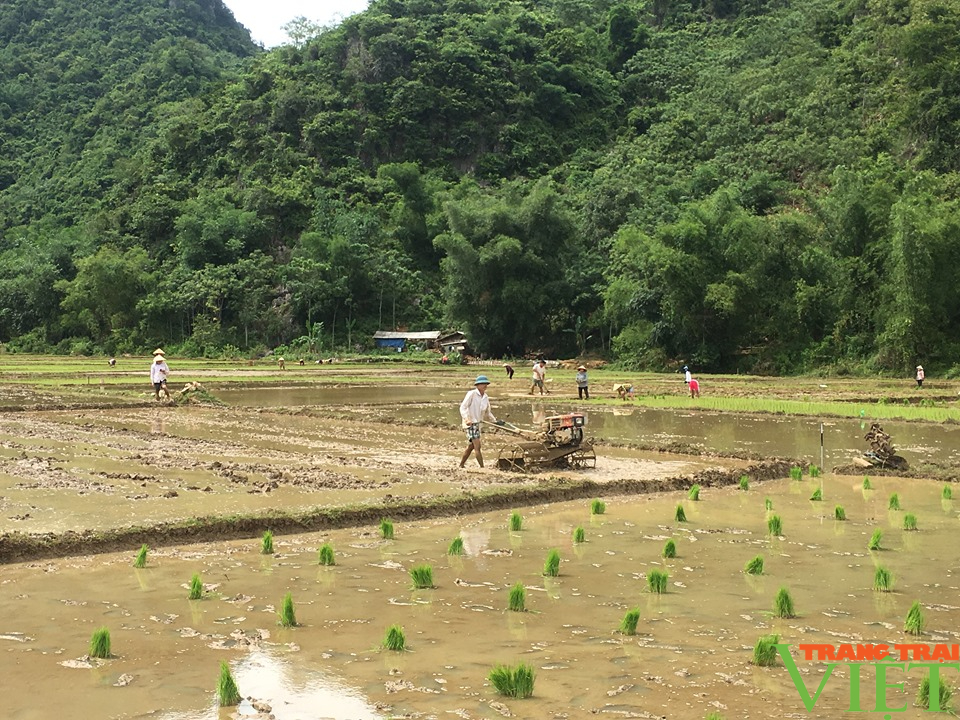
[474,375,491,385]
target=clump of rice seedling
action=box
[863,476,872,489]
[888,493,901,510]
[647,569,669,594]
[739,475,749,491]
[189,573,203,600]
[789,466,803,481]
[834,505,846,521]
[591,498,606,515]
[674,504,687,522]
[619,608,641,635]
[764,497,773,511]
[488,662,535,698]
[753,633,780,666]
[410,564,434,588]
[744,555,764,575]
[318,543,336,565]
[809,465,821,478]
[278,592,297,627]
[261,530,274,554]
[573,526,585,543]
[943,485,953,500]
[904,600,925,636]
[873,566,893,592]
[217,661,241,706]
[903,513,918,531]
[662,539,677,558]
[133,544,148,569]
[917,669,953,710]
[89,627,111,659]
[773,587,795,618]
[688,484,701,501]
[508,582,526,612]
[509,511,523,531]
[380,518,394,539]
[382,624,406,651]
[767,515,783,536]
[868,528,883,550]
[447,536,464,555]
[543,549,561,577]
[705,714,725,720]
[810,487,822,501]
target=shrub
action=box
[619,608,641,635]
[89,627,111,659]
[508,583,526,612]
[410,564,434,589]
[753,634,780,666]
[383,624,406,651]
[133,544,148,569]
[744,555,764,575]
[648,569,669,594]
[278,592,297,627]
[773,587,795,618]
[662,539,677,558]
[489,663,535,698]
[543,549,561,577]
[261,530,273,554]
[318,543,336,565]
[217,661,241,706]
[688,484,701,501]
[904,601,925,636]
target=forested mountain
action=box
[2,0,959,374]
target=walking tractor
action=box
[486,412,596,471]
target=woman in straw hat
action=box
[150,349,171,401]
[576,365,589,399]
[459,375,501,468]
[916,365,925,388]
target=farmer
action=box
[683,365,692,384]
[150,349,171,401]
[540,359,551,393]
[614,383,634,400]
[277,356,285,370]
[529,360,545,395]
[576,365,589,400]
[689,377,700,398]
[916,365,925,388]
[504,363,514,380]
[459,375,501,468]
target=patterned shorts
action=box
[465,423,481,441]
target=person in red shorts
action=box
[689,377,700,398]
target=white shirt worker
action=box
[460,388,497,427]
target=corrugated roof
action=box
[373,331,441,340]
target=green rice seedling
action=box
[810,487,822,501]
[789,466,803,481]
[382,624,406,651]
[573,526,585,543]
[318,543,336,565]
[647,569,669,594]
[739,475,749,491]
[133,544,148,569]
[662,539,677,558]
[488,662,535,698]
[543,549,561,577]
[868,528,883,550]
[619,608,641,635]
[509,512,523,531]
[189,573,203,600]
[767,515,783,536]
[917,669,953,710]
[888,493,901,510]
[744,555,764,575]
[278,592,297,627]
[834,505,846,521]
[217,661,241,706]
[410,564,434,589]
[89,627,111,659]
[943,485,953,500]
[764,497,773,511]
[674,504,687,522]
[447,536,464,555]
[809,465,821,478]
[873,566,893,592]
[591,498,606,515]
[261,530,274,554]
[753,633,780,666]
[705,714,725,720]
[904,600,925,636]
[773,587,795,618]
[863,476,872,489]
[688,484,701,501]
[903,513,918,531]
[380,518,394,539]
[508,582,526,612]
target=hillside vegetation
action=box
[2,0,959,374]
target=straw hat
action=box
[917,365,923,370]
[474,375,491,385]
[577,365,586,371]
[152,348,165,356]
[154,356,164,363]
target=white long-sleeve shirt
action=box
[150,361,169,383]
[459,388,496,427]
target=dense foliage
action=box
[2,0,960,374]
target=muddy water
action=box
[3,474,957,719]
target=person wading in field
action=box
[151,349,171,402]
[459,375,501,468]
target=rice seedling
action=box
[917,669,953,711]
[739,475,749,491]
[380,518,394,539]
[863,476,872,489]
[382,624,406,651]
[674,504,687,522]
[662,539,677,558]
[543,549,561,577]
[810,487,822,501]
[705,714,725,720]
[943,485,953,500]
[89,627,111,659]
[873,566,893,592]
[647,569,669,594]
[888,493,901,510]
[904,600,925,636]
[688,484,701,501]
[753,633,780,666]
[318,542,336,565]
[834,505,846,520]
[809,465,821,478]
[410,564,434,588]
[189,573,203,600]
[133,544,148,569]
[868,528,883,550]
[447,536,465,555]
[591,498,606,515]
[744,555,764,575]
[767,515,783,536]
[573,526,585,543]
[903,513,918,531]
[488,662,535,698]
[619,608,641,635]
[277,592,298,627]
[789,466,803,481]
[509,512,523,531]
[764,497,773,511]
[508,582,526,612]
[217,661,241,706]
[773,587,795,618]
[261,530,274,554]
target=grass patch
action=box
[488,662,535,699]
[869,528,883,551]
[189,573,203,600]
[508,582,526,612]
[573,526,585,543]
[662,539,677,558]
[688,484,701,501]
[905,600,925,636]
[647,569,669,594]
[903,513,918,531]
[810,487,822,501]
[382,624,406,651]
[809,465,821,478]
[509,511,523,531]
[917,669,953,711]
[543,549,561,577]
[278,592,297,627]
[217,661,241,706]
[591,498,606,515]
[863,476,872,490]
[447,536,464,555]
[744,555,764,575]
[773,587,796,618]
[764,497,773,511]
[410,564,434,589]
[834,505,846,520]
[888,493,901,510]
[874,566,893,592]
[789,466,803,481]
[133,543,148,569]
[943,485,953,500]
[619,608,641,635]
[318,543,336,565]
[89,627,111,659]
[739,475,749,491]
[674,504,687,522]
[753,634,780,666]
[261,530,273,554]
[767,515,783,536]
[380,518,394,539]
